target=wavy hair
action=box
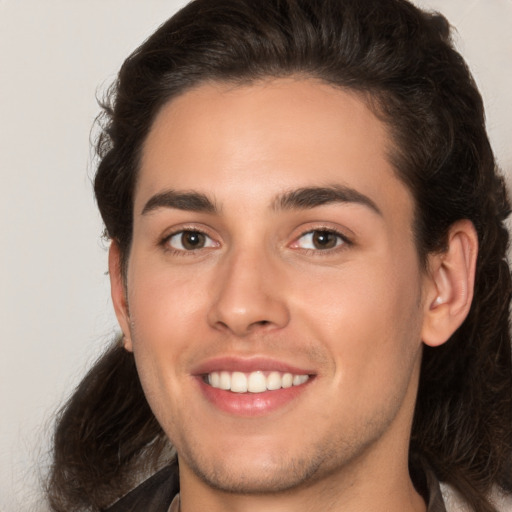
[47,1,511,510]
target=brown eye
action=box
[181,231,206,250]
[295,230,345,250]
[167,230,216,251]
[312,230,339,249]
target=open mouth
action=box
[204,370,310,393]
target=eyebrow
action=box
[140,184,381,217]
[273,185,382,215]
[141,190,217,215]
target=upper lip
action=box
[191,356,315,376]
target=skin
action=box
[110,78,476,512]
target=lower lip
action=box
[197,378,312,417]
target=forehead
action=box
[136,78,413,224]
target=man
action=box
[47,0,512,511]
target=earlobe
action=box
[421,220,478,347]
[108,241,133,352]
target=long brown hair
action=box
[47,1,512,510]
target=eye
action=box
[166,230,217,251]
[294,229,346,250]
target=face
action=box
[112,79,435,496]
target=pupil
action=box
[182,231,205,250]
[313,231,336,249]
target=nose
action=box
[207,248,290,337]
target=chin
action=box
[185,455,325,495]
[176,432,354,496]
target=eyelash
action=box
[159,227,352,256]
[291,228,352,255]
[160,228,218,255]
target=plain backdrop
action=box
[0,1,511,511]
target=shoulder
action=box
[103,464,179,512]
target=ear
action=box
[109,241,133,352]
[421,220,478,347]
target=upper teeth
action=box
[207,371,309,393]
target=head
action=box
[92,0,511,508]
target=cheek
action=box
[128,259,207,339]
[124,258,210,392]
[290,250,424,381]
[124,264,208,436]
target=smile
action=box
[207,370,310,393]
